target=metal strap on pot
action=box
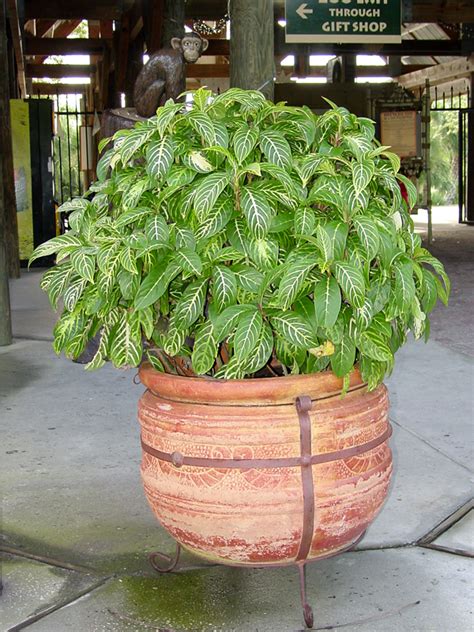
[295,395,315,563]
[140,424,392,470]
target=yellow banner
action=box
[10,100,34,259]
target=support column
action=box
[161,0,184,48]
[229,0,274,101]
[0,0,20,279]
[0,0,13,344]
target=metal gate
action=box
[31,91,96,208]
[430,85,473,225]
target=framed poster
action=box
[380,110,419,158]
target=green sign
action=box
[285,0,401,44]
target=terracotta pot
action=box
[138,364,392,566]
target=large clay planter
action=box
[138,364,392,567]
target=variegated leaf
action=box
[241,188,272,239]
[232,125,259,163]
[334,261,365,309]
[234,308,263,361]
[259,130,292,169]
[212,266,237,311]
[146,136,174,179]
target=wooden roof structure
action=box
[4,0,474,107]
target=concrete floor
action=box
[1,207,473,631]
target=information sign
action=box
[285,0,401,44]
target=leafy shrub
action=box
[30,88,449,389]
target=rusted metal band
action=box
[140,424,392,469]
[295,395,315,563]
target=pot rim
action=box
[138,362,366,405]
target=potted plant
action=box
[30,88,449,628]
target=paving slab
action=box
[0,340,203,575]
[9,269,56,341]
[0,552,101,632]
[359,421,473,548]
[24,547,473,632]
[431,509,474,556]
[386,338,474,472]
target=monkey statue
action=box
[133,32,209,117]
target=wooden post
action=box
[229,0,274,101]
[0,0,20,279]
[0,0,13,344]
[161,0,184,47]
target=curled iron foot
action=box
[303,603,314,628]
[297,562,314,629]
[148,543,181,573]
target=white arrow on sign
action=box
[296,3,313,19]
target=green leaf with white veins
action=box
[314,275,341,329]
[352,159,374,195]
[295,207,315,236]
[271,312,317,349]
[393,261,416,311]
[70,250,95,282]
[260,130,292,169]
[145,214,169,244]
[277,258,314,309]
[192,321,218,375]
[212,266,237,311]
[232,125,258,164]
[189,111,216,145]
[146,136,174,179]
[244,323,273,374]
[331,336,356,378]
[241,187,273,239]
[315,223,333,264]
[195,195,233,241]
[193,172,229,220]
[176,248,202,276]
[353,216,379,260]
[234,308,263,361]
[334,261,365,308]
[173,278,208,328]
[134,260,180,309]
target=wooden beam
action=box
[25,37,107,56]
[24,0,134,20]
[142,0,164,54]
[6,0,26,97]
[184,0,227,20]
[28,82,89,95]
[187,64,229,78]
[26,64,95,78]
[31,19,81,64]
[207,39,229,56]
[397,56,474,90]
[274,31,474,57]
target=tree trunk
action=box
[229,0,274,101]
